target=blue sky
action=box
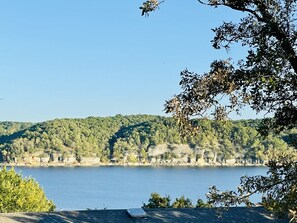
[0,0,258,122]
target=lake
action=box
[13,166,267,210]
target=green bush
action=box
[143,192,171,208]
[172,196,194,208]
[0,167,55,213]
[143,192,211,209]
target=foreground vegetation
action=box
[140,0,297,221]
[0,115,293,166]
[143,192,211,208]
[0,168,55,212]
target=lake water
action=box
[13,166,267,210]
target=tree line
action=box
[0,115,293,165]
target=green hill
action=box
[0,115,292,166]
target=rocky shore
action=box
[1,160,266,167]
[0,144,267,168]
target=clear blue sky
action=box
[0,0,259,122]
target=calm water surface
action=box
[13,166,267,210]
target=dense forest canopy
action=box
[0,115,293,165]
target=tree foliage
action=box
[143,192,210,208]
[172,196,194,208]
[140,0,166,16]
[0,167,55,213]
[161,0,297,135]
[207,151,297,221]
[140,0,297,221]
[0,116,291,165]
[143,192,171,208]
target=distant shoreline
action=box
[0,162,266,168]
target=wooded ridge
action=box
[0,115,294,166]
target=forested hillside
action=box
[0,115,292,166]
